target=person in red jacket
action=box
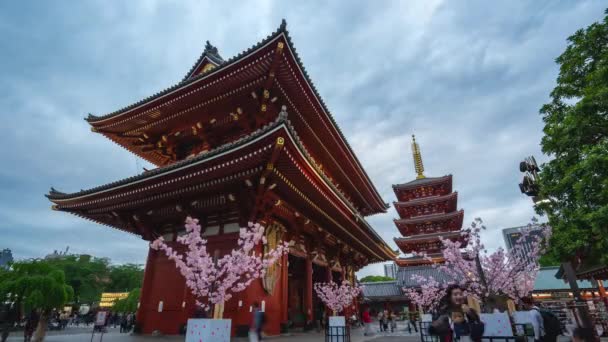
[362,307,373,336]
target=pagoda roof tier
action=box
[392,175,452,202]
[394,210,464,237]
[393,192,458,219]
[47,112,395,262]
[395,254,445,267]
[83,20,387,216]
[394,231,467,254]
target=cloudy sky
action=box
[0,1,605,276]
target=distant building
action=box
[384,263,397,279]
[502,225,545,263]
[0,249,14,269]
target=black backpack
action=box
[535,308,561,336]
[470,321,485,340]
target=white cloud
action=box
[0,1,604,274]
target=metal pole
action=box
[475,252,488,312]
[562,262,594,329]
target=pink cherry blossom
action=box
[150,217,289,311]
[314,281,362,314]
[404,218,551,309]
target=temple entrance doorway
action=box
[287,254,306,328]
[312,263,327,324]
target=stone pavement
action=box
[5,321,420,341]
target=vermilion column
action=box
[305,257,313,322]
[137,247,157,327]
[281,254,289,322]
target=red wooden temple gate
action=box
[46,20,395,336]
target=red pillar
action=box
[597,280,608,309]
[305,257,313,322]
[281,254,289,323]
[137,247,157,326]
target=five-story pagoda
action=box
[393,136,467,267]
[46,21,395,336]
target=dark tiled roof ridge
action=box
[393,192,458,206]
[360,280,397,285]
[86,20,288,123]
[181,40,225,82]
[84,19,387,212]
[392,174,452,189]
[48,112,288,200]
[394,230,464,241]
[394,209,464,223]
[279,25,387,210]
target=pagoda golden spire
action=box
[411,135,426,179]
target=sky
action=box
[0,1,605,277]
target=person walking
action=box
[362,307,373,336]
[377,310,385,332]
[524,299,545,342]
[24,310,39,342]
[249,302,265,342]
[409,310,419,333]
[387,310,396,333]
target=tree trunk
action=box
[32,311,49,342]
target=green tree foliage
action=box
[0,260,74,341]
[45,255,110,304]
[359,275,395,282]
[43,255,143,304]
[537,9,608,264]
[106,264,144,292]
[112,288,141,313]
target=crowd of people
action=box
[360,306,419,336]
[428,284,598,342]
[0,304,138,342]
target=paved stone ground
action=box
[6,322,599,342]
[4,321,419,341]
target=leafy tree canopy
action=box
[359,275,395,283]
[112,288,141,313]
[45,255,111,304]
[537,9,608,264]
[106,264,144,292]
[0,260,73,312]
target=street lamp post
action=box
[518,156,595,330]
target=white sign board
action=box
[329,316,346,327]
[328,316,347,342]
[421,314,433,322]
[186,319,231,342]
[94,311,107,326]
[480,312,513,337]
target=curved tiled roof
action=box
[86,20,289,123]
[84,19,387,212]
[392,175,452,190]
[393,192,457,208]
[394,210,464,225]
[361,281,402,298]
[49,112,288,200]
[397,265,455,288]
[395,230,464,243]
[181,40,225,82]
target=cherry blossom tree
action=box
[402,274,445,311]
[314,280,363,315]
[404,218,551,310]
[150,216,289,313]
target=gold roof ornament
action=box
[411,135,426,179]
